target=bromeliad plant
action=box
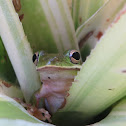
[0,0,126,126]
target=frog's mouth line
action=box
[36,66,80,114]
[37,65,81,71]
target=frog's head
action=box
[32,50,81,68]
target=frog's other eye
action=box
[69,50,80,64]
[32,52,39,66]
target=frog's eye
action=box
[69,50,80,64]
[32,52,39,65]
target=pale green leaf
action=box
[19,0,79,53]
[0,37,18,85]
[0,94,54,126]
[52,4,126,126]
[88,97,126,126]
[0,80,23,99]
[72,0,108,30]
[76,0,126,60]
[0,0,41,102]
[67,0,72,11]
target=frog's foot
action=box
[14,98,52,123]
[28,107,52,123]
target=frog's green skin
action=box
[34,50,81,114]
[37,50,81,67]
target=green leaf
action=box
[0,80,23,99]
[19,0,79,53]
[0,37,18,85]
[52,4,126,126]
[0,0,41,102]
[76,0,126,60]
[0,94,54,126]
[67,0,72,11]
[72,0,108,30]
[89,97,126,126]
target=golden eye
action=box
[69,50,80,64]
[32,52,39,66]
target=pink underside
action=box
[35,66,80,114]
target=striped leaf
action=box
[88,97,126,126]
[52,4,126,126]
[67,0,72,11]
[0,37,18,85]
[0,94,54,126]
[19,0,79,53]
[0,80,23,99]
[0,0,41,102]
[72,0,108,30]
[76,0,126,60]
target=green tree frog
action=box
[32,50,81,114]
